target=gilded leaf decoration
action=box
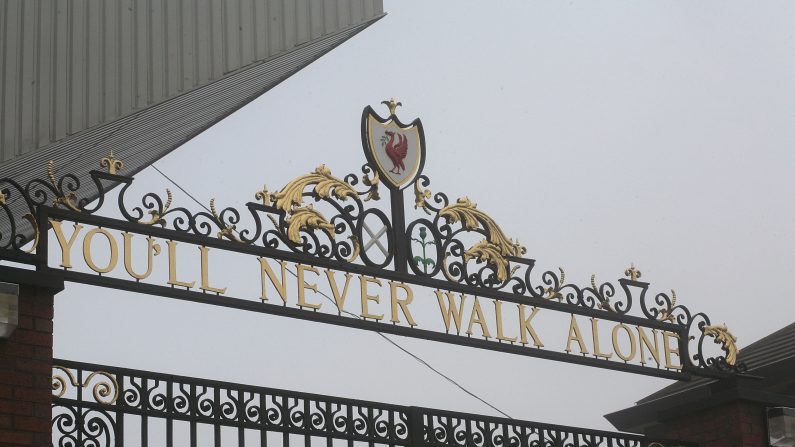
[272,165,358,213]
[286,205,335,244]
[463,240,510,282]
[439,197,525,257]
[703,324,739,366]
[438,197,525,281]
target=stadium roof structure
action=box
[0,0,384,239]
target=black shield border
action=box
[360,105,427,191]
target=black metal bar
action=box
[347,403,354,447]
[167,379,173,447]
[77,368,84,447]
[407,407,424,447]
[116,373,125,447]
[304,397,311,447]
[189,383,197,447]
[142,377,148,447]
[214,387,221,447]
[260,392,268,447]
[390,188,408,273]
[238,389,245,447]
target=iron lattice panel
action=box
[51,360,690,447]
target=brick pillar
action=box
[0,267,63,447]
[650,400,768,447]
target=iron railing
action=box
[52,359,694,447]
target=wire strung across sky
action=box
[150,163,513,419]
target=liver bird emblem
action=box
[383,130,409,174]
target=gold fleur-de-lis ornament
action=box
[381,98,402,116]
[624,263,642,281]
[100,150,124,175]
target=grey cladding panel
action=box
[0,16,383,243]
[0,0,384,164]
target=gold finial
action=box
[255,185,272,206]
[624,263,641,281]
[100,150,124,175]
[381,98,402,116]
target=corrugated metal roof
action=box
[0,13,383,242]
[637,322,795,405]
[1,0,384,163]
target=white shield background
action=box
[367,114,422,189]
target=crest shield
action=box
[361,103,426,190]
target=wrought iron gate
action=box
[52,359,692,447]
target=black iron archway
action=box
[0,102,747,446]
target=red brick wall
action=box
[0,284,54,447]
[653,401,767,447]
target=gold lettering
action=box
[637,326,661,366]
[565,315,589,355]
[389,281,416,326]
[589,318,613,359]
[167,240,195,289]
[466,297,491,338]
[324,269,352,313]
[50,220,83,269]
[494,300,516,342]
[435,290,467,334]
[123,233,161,280]
[611,323,637,362]
[258,257,287,303]
[359,276,384,320]
[296,264,321,310]
[663,331,683,370]
[199,246,227,294]
[82,228,119,274]
[517,305,544,347]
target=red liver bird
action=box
[384,130,408,174]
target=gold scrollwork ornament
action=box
[590,274,615,312]
[703,324,739,366]
[658,290,677,322]
[82,371,119,405]
[362,169,380,202]
[413,179,432,214]
[47,161,80,212]
[545,268,566,300]
[52,367,119,404]
[52,366,79,398]
[210,198,242,243]
[439,197,525,282]
[138,189,172,227]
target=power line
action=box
[149,163,512,419]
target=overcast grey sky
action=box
[54,0,795,432]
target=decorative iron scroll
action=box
[0,103,745,376]
[52,360,693,447]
